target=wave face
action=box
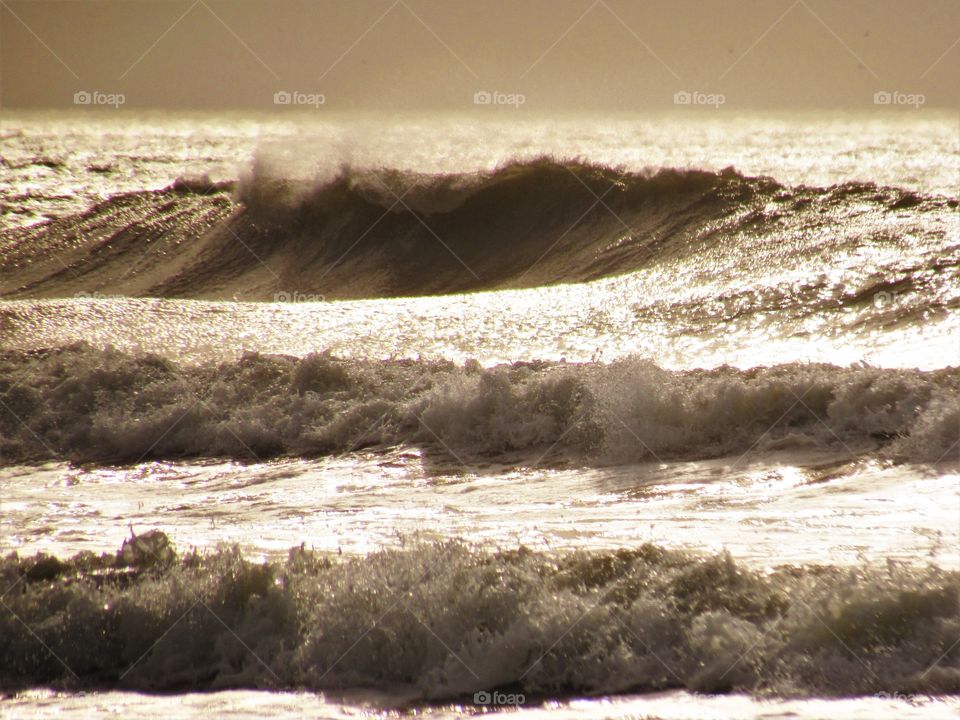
[1,534,957,697]
[0,158,953,301]
[1,344,957,466]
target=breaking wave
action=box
[1,533,957,698]
[1,343,956,466]
[0,158,952,302]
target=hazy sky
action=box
[2,0,958,110]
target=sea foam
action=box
[0,344,956,466]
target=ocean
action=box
[0,110,958,719]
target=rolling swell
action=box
[0,158,946,301]
[1,343,957,466]
[1,533,957,697]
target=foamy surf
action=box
[0,344,956,466]
[2,535,958,699]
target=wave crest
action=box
[2,157,946,301]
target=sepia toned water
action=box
[1,111,958,719]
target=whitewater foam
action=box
[1,535,957,699]
[1,344,956,466]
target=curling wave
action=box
[0,158,952,301]
[0,343,956,466]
